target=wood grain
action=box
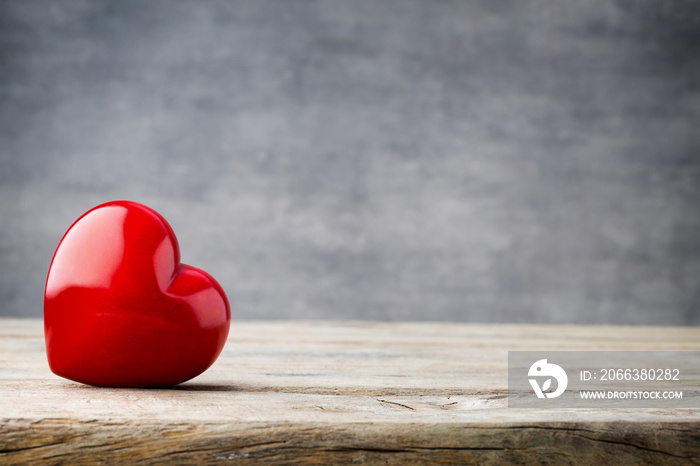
[1,319,699,464]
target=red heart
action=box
[44,200,230,387]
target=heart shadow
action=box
[172,383,241,392]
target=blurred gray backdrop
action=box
[1,0,699,324]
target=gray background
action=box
[1,0,699,324]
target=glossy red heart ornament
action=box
[44,200,230,387]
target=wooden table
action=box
[1,319,699,464]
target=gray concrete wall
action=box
[1,0,699,324]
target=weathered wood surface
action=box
[1,319,699,464]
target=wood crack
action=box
[376,399,416,411]
[474,425,697,459]
[0,441,68,455]
[159,440,291,459]
[328,445,527,453]
[570,434,695,459]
